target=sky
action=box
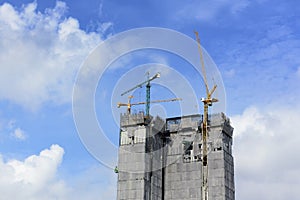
[0,0,300,199]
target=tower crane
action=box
[194,31,218,200]
[117,95,182,114]
[121,72,160,116]
[117,95,134,114]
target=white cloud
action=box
[1,119,27,141]
[0,144,69,200]
[11,127,27,140]
[231,104,300,200]
[0,1,108,110]
[0,144,117,200]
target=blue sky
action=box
[0,0,300,199]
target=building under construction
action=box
[116,112,235,200]
[116,31,235,200]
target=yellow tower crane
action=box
[117,96,182,114]
[194,31,218,200]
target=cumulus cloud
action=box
[231,105,300,200]
[0,144,117,200]
[0,144,69,200]
[0,1,108,110]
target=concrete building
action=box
[117,112,235,200]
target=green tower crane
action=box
[121,72,160,116]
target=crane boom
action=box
[120,72,160,96]
[194,31,209,95]
[132,97,182,105]
[117,97,182,114]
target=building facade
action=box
[117,112,235,200]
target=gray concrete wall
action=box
[164,115,202,200]
[117,114,164,200]
[117,113,235,200]
[164,113,234,200]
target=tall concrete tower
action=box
[117,112,235,200]
[117,112,165,200]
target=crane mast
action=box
[194,31,218,200]
[146,72,151,117]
